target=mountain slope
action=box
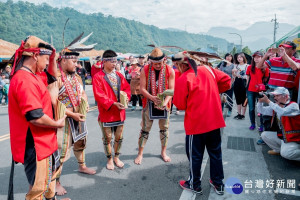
[206,22,296,51]
[0,1,228,53]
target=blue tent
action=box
[79,57,90,61]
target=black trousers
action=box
[24,129,36,186]
[185,129,224,188]
[131,94,142,107]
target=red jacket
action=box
[93,70,131,122]
[91,63,102,82]
[173,66,231,135]
[9,70,57,163]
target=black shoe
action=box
[209,179,224,195]
[238,115,245,120]
[179,180,203,194]
[233,114,241,119]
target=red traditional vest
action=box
[281,102,300,143]
[142,64,172,108]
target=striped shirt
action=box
[265,57,300,89]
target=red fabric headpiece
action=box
[11,41,40,76]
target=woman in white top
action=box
[232,53,248,119]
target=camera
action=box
[258,92,273,99]
[240,71,245,76]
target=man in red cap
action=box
[8,36,67,200]
[258,41,300,99]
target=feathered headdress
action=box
[172,51,222,76]
[59,18,97,59]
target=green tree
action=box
[0,1,229,54]
[242,46,252,55]
[231,47,237,55]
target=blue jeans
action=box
[3,92,8,104]
[0,89,3,104]
[185,129,224,187]
[247,91,258,125]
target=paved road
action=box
[0,85,299,200]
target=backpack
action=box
[3,83,9,95]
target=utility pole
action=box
[229,33,242,52]
[271,14,279,44]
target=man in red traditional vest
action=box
[8,36,67,200]
[55,50,96,196]
[258,87,300,161]
[172,51,231,195]
[93,50,131,170]
[134,48,175,165]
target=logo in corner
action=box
[225,177,243,194]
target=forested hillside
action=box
[0,0,228,53]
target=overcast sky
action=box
[7,0,300,33]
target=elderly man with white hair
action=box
[258,87,300,161]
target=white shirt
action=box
[257,101,299,119]
[234,64,248,79]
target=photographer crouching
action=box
[257,87,300,161]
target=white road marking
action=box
[179,156,209,200]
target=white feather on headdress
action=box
[62,18,97,53]
[67,32,97,52]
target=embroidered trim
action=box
[103,121,124,127]
[60,55,78,59]
[39,49,52,55]
[102,57,117,62]
[58,63,82,107]
[149,64,166,96]
[149,58,164,63]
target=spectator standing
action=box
[138,55,145,68]
[91,58,102,80]
[258,41,300,97]
[2,79,9,105]
[246,51,270,130]
[170,63,181,115]
[0,73,5,104]
[3,65,11,79]
[129,59,142,111]
[91,58,102,105]
[232,53,249,119]
[115,63,126,77]
[76,62,87,90]
[218,53,235,117]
